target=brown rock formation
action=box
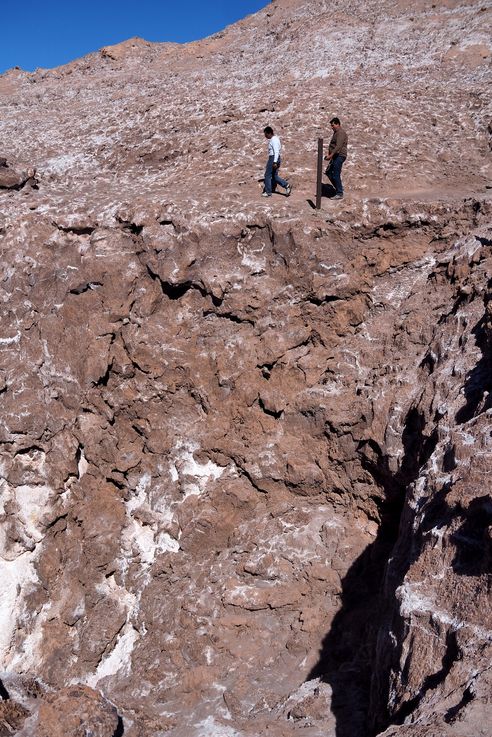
[0,1,491,736]
[0,159,35,190]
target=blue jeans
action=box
[326,154,346,195]
[264,156,288,195]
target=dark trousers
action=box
[326,154,346,195]
[264,156,288,195]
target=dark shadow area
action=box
[146,264,223,307]
[322,182,337,198]
[306,183,337,209]
[418,481,453,535]
[0,679,9,700]
[477,236,492,247]
[455,312,492,424]
[442,444,457,473]
[118,220,144,236]
[113,715,125,736]
[59,225,95,236]
[451,495,492,576]
[307,520,399,737]
[444,684,475,723]
[307,405,440,737]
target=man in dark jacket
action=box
[324,117,348,199]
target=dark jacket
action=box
[328,127,348,158]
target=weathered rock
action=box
[16,686,120,737]
[0,164,25,189]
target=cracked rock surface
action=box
[0,0,491,735]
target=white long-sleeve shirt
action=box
[268,135,281,162]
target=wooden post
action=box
[316,137,323,209]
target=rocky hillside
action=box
[0,1,491,736]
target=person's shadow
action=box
[307,182,337,208]
[322,182,337,198]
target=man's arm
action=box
[324,132,336,162]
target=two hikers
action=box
[261,117,348,200]
[262,126,292,198]
[324,117,348,200]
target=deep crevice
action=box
[0,678,9,700]
[307,501,402,737]
[118,220,144,235]
[106,476,126,490]
[455,315,492,424]
[419,349,436,374]
[146,264,223,306]
[145,264,191,300]
[14,444,45,457]
[113,715,125,736]
[58,225,95,236]
[160,280,193,300]
[451,495,492,576]
[444,683,475,723]
[258,397,283,419]
[131,423,148,439]
[307,405,440,737]
[257,360,277,379]
[93,362,112,387]
[45,513,69,530]
[69,281,102,295]
[306,294,343,306]
[203,309,255,325]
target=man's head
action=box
[264,126,274,139]
[330,117,341,130]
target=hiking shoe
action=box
[333,194,343,200]
[262,192,272,197]
[285,184,292,197]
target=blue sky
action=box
[0,0,270,74]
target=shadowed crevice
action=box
[307,404,440,737]
[113,715,125,736]
[451,495,492,575]
[118,219,144,235]
[58,225,96,236]
[146,264,223,306]
[444,683,475,723]
[0,679,9,700]
[455,315,492,424]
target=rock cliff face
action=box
[0,1,491,735]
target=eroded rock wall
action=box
[0,197,491,736]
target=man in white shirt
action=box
[263,126,292,198]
